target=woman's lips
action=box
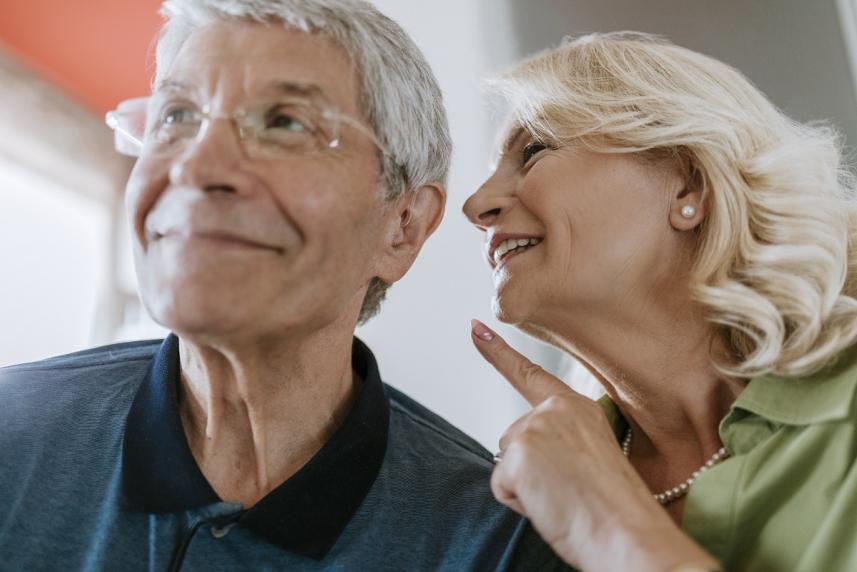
[488,235,544,268]
[494,240,541,269]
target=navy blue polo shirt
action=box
[0,335,567,571]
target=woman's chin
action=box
[491,292,530,326]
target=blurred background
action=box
[2,0,857,448]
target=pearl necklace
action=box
[622,427,730,505]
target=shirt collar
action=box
[597,345,857,441]
[122,333,390,560]
[729,344,857,425]
[597,394,627,442]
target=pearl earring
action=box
[681,205,696,219]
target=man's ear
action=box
[375,183,446,284]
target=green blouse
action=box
[600,348,857,571]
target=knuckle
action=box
[542,395,564,410]
[505,437,527,458]
[498,411,533,453]
[515,360,544,387]
[498,433,511,451]
[525,414,552,436]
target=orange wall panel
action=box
[0,0,163,114]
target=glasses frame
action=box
[105,96,390,159]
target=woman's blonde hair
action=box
[491,32,857,378]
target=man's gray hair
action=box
[155,0,452,323]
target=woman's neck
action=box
[176,325,359,507]
[529,299,746,525]
[531,297,746,459]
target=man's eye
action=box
[522,142,548,165]
[162,106,196,126]
[267,114,306,131]
[265,107,310,132]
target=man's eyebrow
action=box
[151,79,329,101]
[153,79,193,93]
[261,80,327,100]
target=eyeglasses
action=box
[105,96,388,159]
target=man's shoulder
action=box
[1,339,162,376]
[374,384,568,571]
[384,382,493,464]
[0,340,160,431]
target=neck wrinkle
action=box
[175,325,359,505]
[531,297,745,457]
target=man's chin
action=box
[142,289,259,340]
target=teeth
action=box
[492,237,542,265]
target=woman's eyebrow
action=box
[501,126,526,153]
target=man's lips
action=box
[487,233,544,268]
[152,229,284,253]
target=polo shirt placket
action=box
[122,334,389,569]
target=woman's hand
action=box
[470,320,718,571]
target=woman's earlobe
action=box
[671,201,704,231]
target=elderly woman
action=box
[464,32,857,571]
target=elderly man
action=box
[0,0,566,570]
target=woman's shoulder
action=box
[732,345,857,427]
[712,346,857,570]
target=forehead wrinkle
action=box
[161,22,358,112]
[153,79,194,94]
[250,80,331,104]
[153,76,334,114]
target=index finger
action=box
[470,319,574,406]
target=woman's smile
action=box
[488,234,544,269]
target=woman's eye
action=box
[522,142,548,165]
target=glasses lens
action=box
[241,100,334,158]
[144,99,204,156]
[113,96,359,159]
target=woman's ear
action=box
[375,183,446,283]
[669,167,706,232]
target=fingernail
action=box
[471,319,496,341]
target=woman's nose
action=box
[462,175,511,230]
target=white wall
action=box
[0,158,109,366]
[356,0,548,450]
[503,0,857,147]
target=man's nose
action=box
[167,118,253,195]
[462,174,513,230]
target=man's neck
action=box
[176,326,359,508]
